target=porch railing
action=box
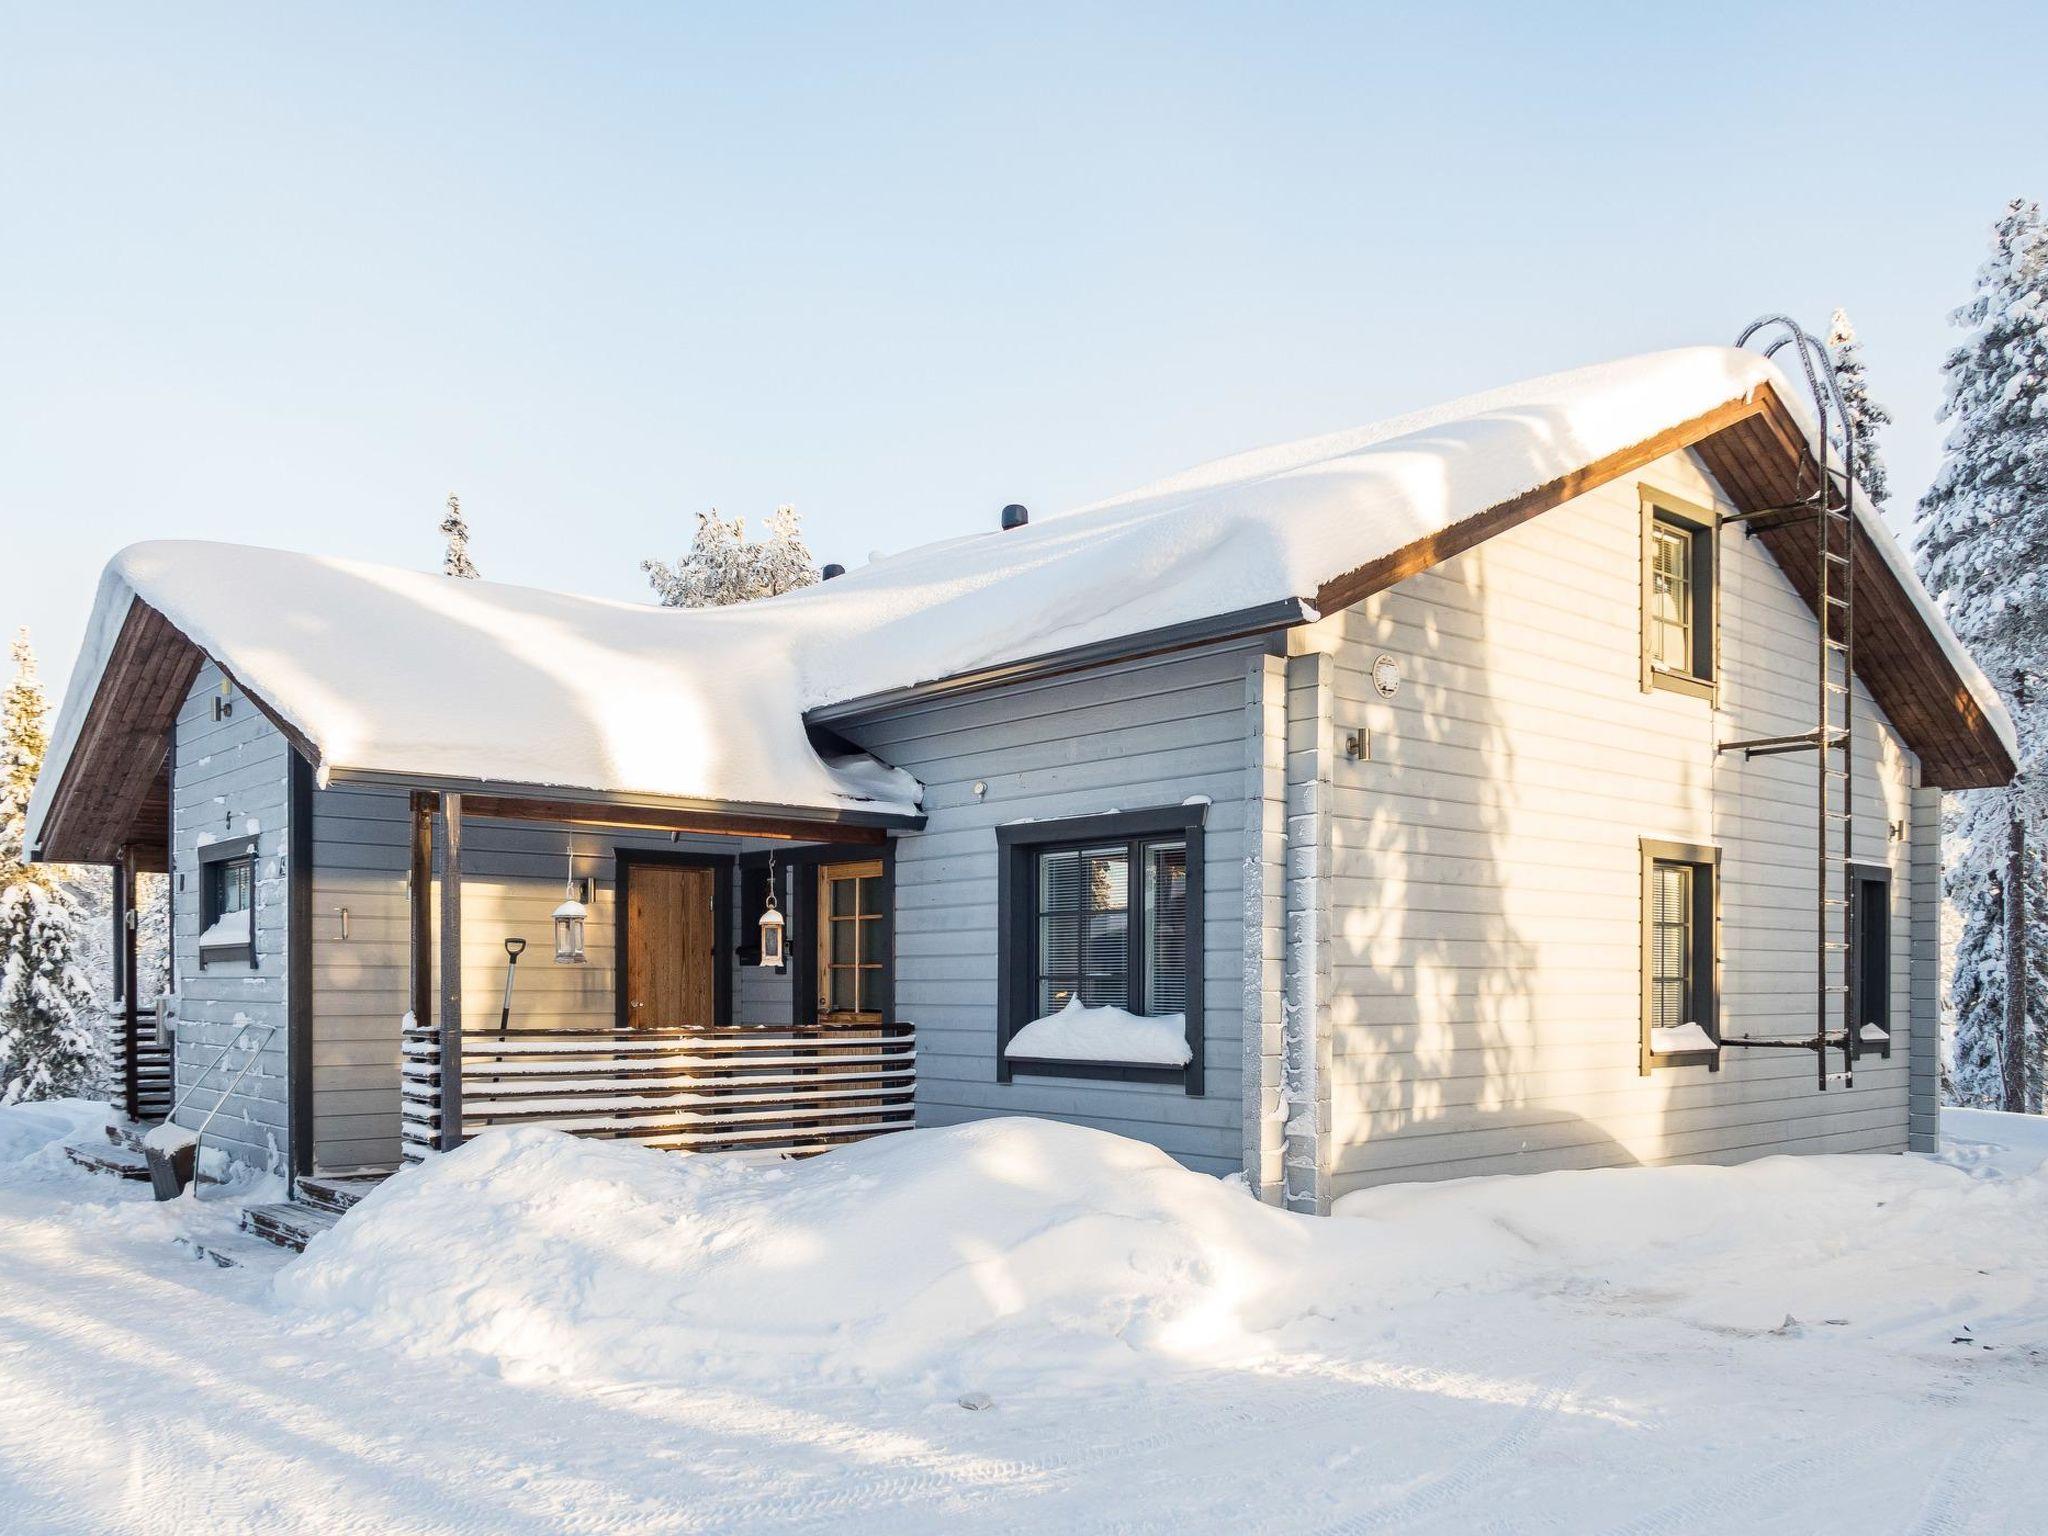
[399,1023,916,1163]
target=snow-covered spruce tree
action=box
[440,493,479,579]
[0,631,100,1104]
[641,507,819,608]
[1826,308,1893,512]
[1918,199,2048,1113]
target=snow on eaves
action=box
[26,344,2015,841]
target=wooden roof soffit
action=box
[453,793,888,845]
[32,601,198,866]
[1309,382,2011,792]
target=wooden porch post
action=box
[436,792,464,1151]
[408,793,433,1030]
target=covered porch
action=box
[385,785,916,1165]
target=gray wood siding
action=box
[1320,448,1925,1194]
[837,643,1263,1178]
[168,664,293,1171]
[308,785,785,1170]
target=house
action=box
[24,340,2016,1234]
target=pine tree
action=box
[440,493,480,579]
[1918,199,2048,1112]
[1826,308,1893,512]
[642,507,819,608]
[0,631,101,1104]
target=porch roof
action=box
[27,545,925,862]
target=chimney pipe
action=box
[1001,503,1029,531]
[820,563,846,580]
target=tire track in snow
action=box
[1296,1365,1583,1536]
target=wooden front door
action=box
[623,863,717,1028]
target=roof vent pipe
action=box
[820,562,846,580]
[1001,504,1029,531]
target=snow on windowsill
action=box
[1650,1022,1716,1055]
[1859,1024,1891,1043]
[1005,999,1192,1068]
[197,915,253,951]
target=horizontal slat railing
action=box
[401,1023,915,1163]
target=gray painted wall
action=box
[168,663,293,1172]
[836,641,1264,1178]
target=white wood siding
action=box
[168,664,292,1171]
[838,643,1262,1177]
[1320,447,1923,1195]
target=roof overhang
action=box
[814,382,2013,791]
[28,600,925,866]
[1308,381,2012,790]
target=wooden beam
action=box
[437,792,464,1152]
[1313,392,1772,616]
[408,792,433,1036]
[459,794,887,845]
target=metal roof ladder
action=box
[1716,316,1860,1090]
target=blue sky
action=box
[2,3,2041,700]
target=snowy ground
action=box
[0,1104,2044,1535]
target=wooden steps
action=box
[64,1142,152,1181]
[238,1169,392,1254]
[239,1202,341,1253]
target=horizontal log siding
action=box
[1326,448,1921,1195]
[169,663,292,1172]
[837,642,1264,1177]
[308,783,786,1171]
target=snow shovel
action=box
[498,937,528,1032]
[143,1020,277,1200]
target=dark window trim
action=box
[1850,861,1894,1061]
[614,848,735,1030]
[997,803,1206,1095]
[196,833,260,970]
[1641,488,1719,702]
[1640,836,1720,1074]
[738,842,897,1028]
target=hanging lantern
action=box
[757,854,785,968]
[553,852,588,965]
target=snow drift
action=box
[277,1119,1357,1390]
[278,1117,2048,1398]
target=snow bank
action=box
[1005,999,1192,1066]
[0,1098,111,1170]
[279,1119,1353,1390]
[278,1116,2048,1400]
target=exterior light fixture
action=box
[758,852,785,968]
[553,852,589,965]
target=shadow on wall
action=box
[1332,542,1643,1190]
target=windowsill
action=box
[1644,1045,1720,1073]
[1648,667,1716,702]
[1006,1056,1194,1089]
[197,942,254,970]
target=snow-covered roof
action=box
[27,344,2016,852]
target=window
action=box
[817,860,885,1021]
[1642,490,1716,698]
[1853,869,1893,1060]
[1640,838,1718,1071]
[197,834,259,969]
[997,805,1205,1093]
[1648,522,1694,673]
